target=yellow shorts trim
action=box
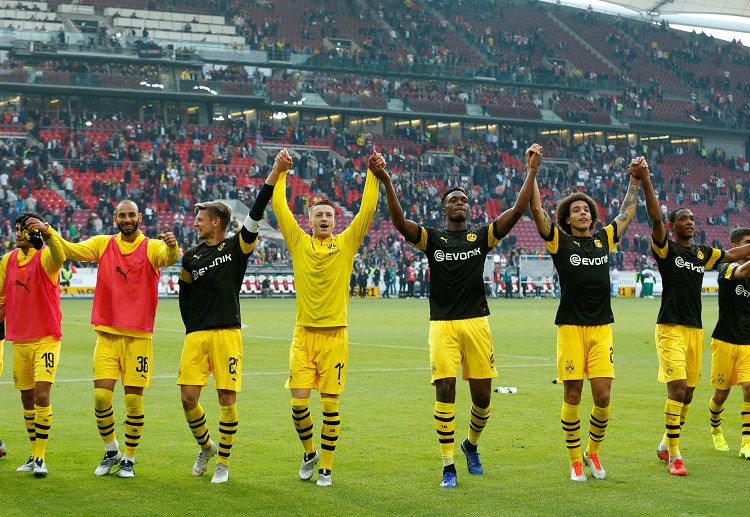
[710,338,750,389]
[177,328,243,392]
[557,325,614,381]
[428,317,498,384]
[285,326,348,395]
[13,338,61,390]
[94,332,153,387]
[656,324,703,387]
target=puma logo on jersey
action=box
[115,266,131,283]
[193,254,201,259]
[440,237,448,244]
[15,279,30,293]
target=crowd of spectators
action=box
[0,106,747,296]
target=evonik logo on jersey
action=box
[192,254,232,280]
[434,247,481,262]
[674,256,705,273]
[735,285,750,298]
[569,254,608,267]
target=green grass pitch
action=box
[0,297,747,515]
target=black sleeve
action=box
[241,182,275,244]
[178,280,192,328]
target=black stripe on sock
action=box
[125,442,138,448]
[321,434,339,442]
[35,433,49,440]
[125,421,144,427]
[35,423,51,431]
[125,433,140,440]
[292,407,308,414]
[189,419,207,429]
[297,424,313,434]
[218,442,233,450]
[322,411,339,417]
[188,414,206,424]
[293,413,310,421]
[299,434,313,441]
[590,417,609,426]
[220,429,237,435]
[434,415,454,423]
[321,444,336,451]
[323,420,340,426]
[218,452,230,458]
[561,419,581,426]
[219,421,238,428]
[439,438,455,444]
[470,411,490,421]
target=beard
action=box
[118,220,139,236]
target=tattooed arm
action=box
[530,178,554,239]
[612,175,640,239]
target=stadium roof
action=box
[605,0,750,18]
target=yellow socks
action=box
[709,398,725,434]
[184,403,212,449]
[23,408,35,454]
[434,401,455,466]
[33,405,52,460]
[320,398,340,472]
[292,397,315,455]
[742,402,750,447]
[217,404,238,465]
[94,387,117,447]
[124,394,144,459]
[586,404,610,455]
[467,404,491,446]
[665,399,684,458]
[561,402,582,465]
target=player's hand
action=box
[628,156,649,180]
[272,148,293,174]
[525,143,543,170]
[24,217,51,238]
[159,231,177,247]
[368,151,389,181]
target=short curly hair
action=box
[556,192,597,235]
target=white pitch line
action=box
[0,363,553,386]
[60,321,553,360]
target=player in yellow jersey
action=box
[0,319,5,459]
[0,214,65,477]
[272,148,383,487]
[59,200,178,477]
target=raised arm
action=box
[341,153,381,248]
[722,244,750,264]
[25,217,65,272]
[631,156,666,245]
[611,175,640,240]
[493,144,541,239]
[58,233,109,263]
[238,153,283,253]
[270,149,305,249]
[530,178,553,239]
[147,232,179,269]
[370,153,420,244]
